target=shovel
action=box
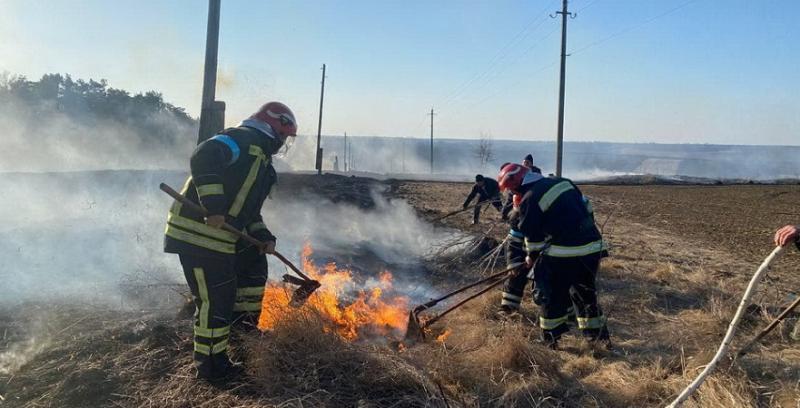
[431,198,502,223]
[403,264,517,343]
[160,183,321,307]
[736,294,800,357]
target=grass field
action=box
[1,175,798,407]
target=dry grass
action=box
[4,181,800,407]
[246,314,439,407]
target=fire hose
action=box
[666,245,786,408]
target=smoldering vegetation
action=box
[0,171,460,308]
[0,73,197,171]
[289,134,800,182]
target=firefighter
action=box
[164,101,298,381]
[498,163,609,348]
[501,154,540,220]
[463,174,502,224]
[498,157,542,316]
[499,192,548,317]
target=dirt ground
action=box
[1,175,799,407]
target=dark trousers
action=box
[179,250,268,378]
[180,254,236,377]
[473,195,503,222]
[232,247,268,327]
[532,253,608,343]
[501,269,530,310]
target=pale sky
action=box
[1,0,798,145]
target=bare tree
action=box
[473,132,495,170]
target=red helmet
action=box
[497,163,529,193]
[250,102,298,140]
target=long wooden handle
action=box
[413,264,519,313]
[423,275,511,328]
[431,198,503,222]
[159,183,314,282]
[737,295,800,357]
[667,246,786,408]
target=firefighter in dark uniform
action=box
[164,101,298,380]
[498,163,609,348]
[499,156,543,315]
[463,174,502,224]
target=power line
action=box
[443,27,560,115]
[428,108,436,173]
[435,0,558,113]
[575,0,601,14]
[570,0,702,56]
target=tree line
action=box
[0,73,197,150]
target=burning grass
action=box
[258,243,410,341]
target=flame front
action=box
[258,243,409,340]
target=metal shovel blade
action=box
[283,274,322,308]
[402,310,426,344]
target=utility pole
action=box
[343,132,347,172]
[315,64,327,175]
[552,0,574,177]
[197,0,224,144]
[428,108,436,173]
[401,137,406,173]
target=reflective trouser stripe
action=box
[194,339,229,356]
[577,316,606,329]
[544,240,606,258]
[196,183,224,197]
[507,234,523,243]
[194,268,209,329]
[234,286,264,312]
[194,325,230,338]
[501,292,522,308]
[539,314,570,330]
[233,302,263,312]
[229,145,268,218]
[237,287,265,297]
[538,181,574,212]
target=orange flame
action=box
[436,329,452,343]
[258,243,410,340]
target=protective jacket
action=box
[463,178,501,208]
[164,122,281,257]
[515,175,604,258]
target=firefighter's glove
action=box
[258,240,276,255]
[205,215,226,229]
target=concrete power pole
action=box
[428,108,436,173]
[343,132,347,172]
[552,0,574,177]
[197,0,224,145]
[315,64,327,175]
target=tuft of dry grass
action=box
[246,314,439,407]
